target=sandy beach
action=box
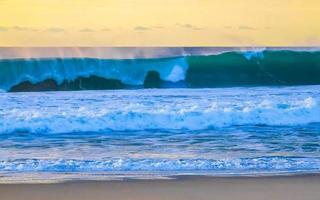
[1,174,320,200]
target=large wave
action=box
[0,50,320,92]
[0,57,188,91]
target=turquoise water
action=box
[1,50,320,92]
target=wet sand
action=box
[0,174,320,200]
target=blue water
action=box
[0,86,320,182]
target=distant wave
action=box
[0,50,320,91]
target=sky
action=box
[0,0,319,46]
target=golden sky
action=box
[0,0,319,46]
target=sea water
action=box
[0,86,319,182]
[0,48,320,182]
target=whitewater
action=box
[1,86,320,134]
[0,86,320,182]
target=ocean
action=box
[0,47,319,182]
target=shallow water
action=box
[0,86,320,181]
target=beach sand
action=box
[0,174,320,200]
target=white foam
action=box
[242,49,265,60]
[0,86,319,134]
[166,65,186,82]
[1,157,319,173]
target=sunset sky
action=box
[0,0,319,46]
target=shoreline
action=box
[1,173,320,200]
[1,171,320,184]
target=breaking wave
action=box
[0,50,319,92]
[1,88,319,134]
